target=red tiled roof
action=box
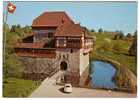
[32,11,74,27]
[55,22,85,37]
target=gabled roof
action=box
[32,11,74,27]
[55,22,85,37]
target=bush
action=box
[128,38,137,56]
[3,53,24,78]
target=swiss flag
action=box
[7,2,16,14]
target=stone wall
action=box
[79,65,91,87]
[56,48,80,85]
[18,48,90,86]
[79,49,89,76]
[79,49,90,87]
[18,57,58,80]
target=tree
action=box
[17,24,21,29]
[98,28,103,33]
[23,25,32,33]
[126,33,132,38]
[119,32,124,40]
[10,25,17,32]
[128,38,137,56]
[133,30,137,38]
[113,34,120,40]
[128,31,137,56]
[10,24,24,37]
[4,24,25,78]
[113,31,125,40]
[91,29,95,32]
[3,23,10,33]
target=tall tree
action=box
[98,28,103,33]
[10,25,17,32]
[3,23,10,33]
[91,29,95,32]
[128,31,137,56]
[126,33,132,38]
[113,34,120,40]
[23,25,32,33]
[119,32,124,39]
[10,24,24,37]
[113,31,124,40]
[133,30,137,38]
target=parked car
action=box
[64,83,72,93]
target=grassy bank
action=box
[3,78,40,97]
[90,53,136,92]
[89,32,137,93]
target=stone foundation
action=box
[23,73,48,81]
[18,57,59,80]
[79,65,91,87]
[17,48,91,86]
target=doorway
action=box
[60,61,68,83]
[60,61,67,71]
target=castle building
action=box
[14,11,93,85]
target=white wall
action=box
[79,49,89,76]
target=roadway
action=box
[30,71,136,98]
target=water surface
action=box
[90,60,117,89]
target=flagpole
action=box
[4,1,9,25]
[5,7,8,25]
[3,2,9,71]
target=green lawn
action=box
[3,77,40,97]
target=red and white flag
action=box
[7,2,16,14]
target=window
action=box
[48,32,53,38]
[70,49,73,53]
[57,38,66,47]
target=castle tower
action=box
[55,22,93,85]
[14,11,93,86]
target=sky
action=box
[3,1,137,35]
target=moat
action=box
[90,60,117,89]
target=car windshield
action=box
[65,86,70,88]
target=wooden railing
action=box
[66,42,81,48]
[15,48,56,58]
